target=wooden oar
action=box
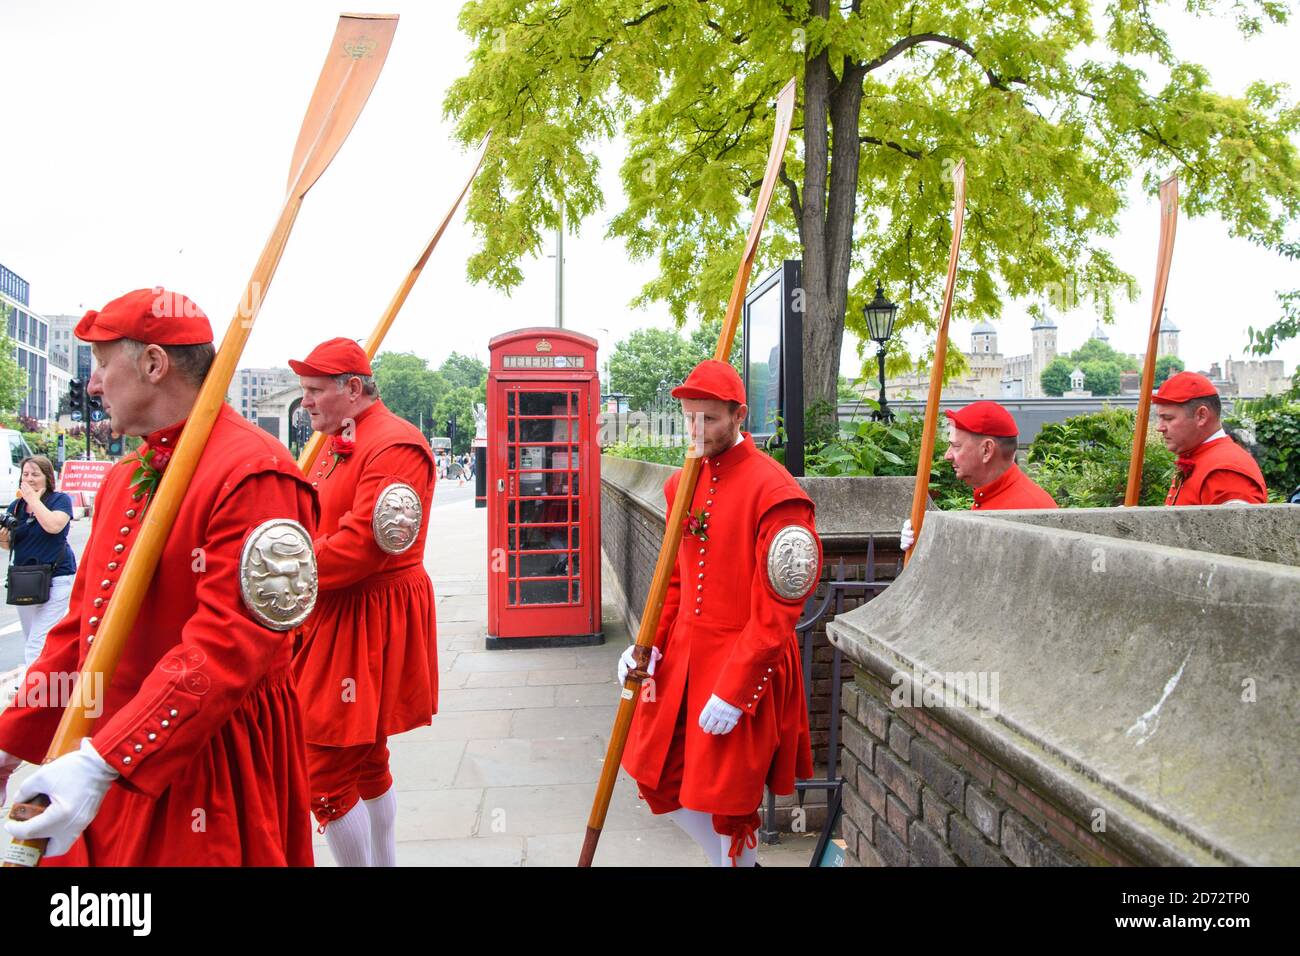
[4,13,398,868]
[905,159,967,566]
[295,131,492,472]
[578,77,797,867]
[1124,175,1179,505]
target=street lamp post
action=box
[864,281,899,423]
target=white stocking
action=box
[668,807,722,867]
[364,786,398,867]
[324,801,372,867]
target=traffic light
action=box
[88,395,105,423]
[107,435,125,457]
[68,379,84,421]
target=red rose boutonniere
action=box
[1175,456,1196,477]
[684,506,711,542]
[129,446,172,504]
[325,436,355,478]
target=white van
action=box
[0,427,35,505]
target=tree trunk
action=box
[797,9,865,424]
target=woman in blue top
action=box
[0,455,76,666]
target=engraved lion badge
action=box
[240,519,318,630]
[767,525,819,601]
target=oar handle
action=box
[2,795,51,868]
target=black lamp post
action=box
[864,281,899,422]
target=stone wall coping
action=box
[827,507,1300,866]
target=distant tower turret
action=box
[1029,314,1058,398]
[971,320,998,355]
[1157,307,1179,359]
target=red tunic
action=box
[622,434,817,816]
[1165,435,1268,506]
[292,400,437,748]
[971,463,1058,511]
[0,405,317,866]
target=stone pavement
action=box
[309,495,818,867]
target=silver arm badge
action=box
[372,482,422,555]
[766,525,819,600]
[240,519,318,630]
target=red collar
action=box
[333,399,384,435]
[704,432,757,470]
[1177,435,1233,475]
[143,417,187,451]
[973,463,1022,504]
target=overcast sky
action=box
[1,0,1296,384]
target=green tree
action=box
[372,352,447,432]
[685,318,743,370]
[0,313,26,414]
[434,385,479,455]
[1072,337,1138,371]
[1154,354,1185,385]
[446,0,1300,414]
[1040,357,1073,397]
[1078,360,1122,396]
[438,352,489,391]
[608,327,697,410]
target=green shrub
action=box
[1226,401,1300,497]
[1026,407,1176,507]
[805,412,972,510]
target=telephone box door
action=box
[489,381,596,643]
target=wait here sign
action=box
[59,460,115,494]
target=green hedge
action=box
[1227,400,1300,500]
[1027,407,1177,507]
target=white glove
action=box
[0,749,20,809]
[617,645,661,684]
[900,518,915,551]
[6,738,118,858]
[699,694,742,735]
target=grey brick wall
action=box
[837,671,1127,867]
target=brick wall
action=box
[838,665,1134,867]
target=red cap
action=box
[944,400,1019,438]
[289,337,373,377]
[74,287,213,345]
[670,360,746,404]
[1151,371,1218,404]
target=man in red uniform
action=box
[619,360,819,867]
[901,400,1056,551]
[1153,372,1267,505]
[0,288,317,866]
[290,338,436,867]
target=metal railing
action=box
[758,535,899,865]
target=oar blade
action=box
[740,78,797,263]
[287,13,399,198]
[1124,173,1180,505]
[905,158,967,563]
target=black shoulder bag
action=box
[5,501,53,606]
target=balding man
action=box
[1153,372,1267,506]
[901,400,1056,551]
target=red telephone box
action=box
[486,328,603,648]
